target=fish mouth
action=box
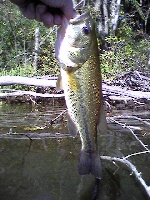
[70,11,90,25]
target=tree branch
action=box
[108,117,149,151]
[101,155,150,197]
[124,151,150,159]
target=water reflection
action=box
[0,138,98,200]
[0,103,149,200]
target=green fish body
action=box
[55,11,107,179]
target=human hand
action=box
[10,0,74,27]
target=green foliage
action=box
[0,0,149,83]
[100,22,150,79]
[0,1,59,77]
[125,0,145,20]
[0,65,33,76]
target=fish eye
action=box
[82,26,91,35]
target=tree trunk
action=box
[110,0,121,32]
[33,27,40,71]
[148,50,150,67]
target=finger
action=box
[42,12,54,27]
[20,3,36,19]
[53,15,62,25]
[35,4,47,22]
[40,0,74,20]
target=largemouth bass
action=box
[55,11,107,179]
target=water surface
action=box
[0,103,149,200]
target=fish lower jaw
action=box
[59,57,75,67]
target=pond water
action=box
[0,102,149,200]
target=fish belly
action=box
[61,55,102,178]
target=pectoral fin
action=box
[97,102,107,134]
[67,114,78,137]
[56,74,63,91]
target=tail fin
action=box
[78,151,102,179]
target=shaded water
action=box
[0,103,149,200]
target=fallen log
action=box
[0,132,71,139]
[0,76,150,100]
[0,90,64,98]
[0,76,57,88]
[102,84,150,100]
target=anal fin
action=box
[67,114,78,137]
[97,102,107,134]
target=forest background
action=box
[0,0,150,82]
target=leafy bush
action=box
[0,1,149,81]
[100,18,150,79]
[0,2,60,77]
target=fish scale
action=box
[56,11,107,178]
